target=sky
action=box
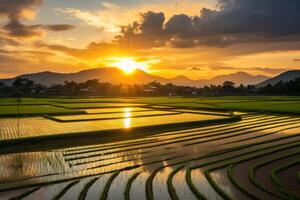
[0,0,300,79]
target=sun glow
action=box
[112,58,148,74]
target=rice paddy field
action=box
[0,96,300,200]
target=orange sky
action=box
[0,0,299,79]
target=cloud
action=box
[35,41,125,60]
[186,66,201,71]
[202,64,291,75]
[43,24,75,31]
[0,30,21,46]
[115,11,166,49]
[0,0,42,38]
[165,14,193,36]
[0,0,42,18]
[56,3,121,32]
[294,59,300,62]
[3,20,74,38]
[252,67,290,74]
[0,0,74,39]
[0,47,83,77]
[3,18,44,38]
[115,0,300,49]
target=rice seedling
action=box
[124,172,140,200]
[1,97,300,200]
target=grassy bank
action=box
[1,96,300,117]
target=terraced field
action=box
[0,98,300,200]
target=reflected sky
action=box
[1,113,300,199]
[0,107,227,140]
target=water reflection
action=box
[123,111,132,128]
[0,152,65,183]
[123,107,132,112]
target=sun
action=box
[112,58,147,74]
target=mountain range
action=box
[1,67,299,87]
[257,70,300,87]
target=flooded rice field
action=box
[1,104,300,199]
[52,110,180,121]
[0,107,229,140]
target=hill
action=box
[257,70,300,87]
[0,68,270,87]
[203,71,269,86]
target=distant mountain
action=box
[0,68,270,87]
[1,68,165,87]
[171,75,202,87]
[257,70,300,87]
[201,72,269,86]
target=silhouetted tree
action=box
[1,76,300,97]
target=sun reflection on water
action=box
[124,110,132,128]
[123,108,132,112]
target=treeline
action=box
[258,78,300,95]
[0,77,299,97]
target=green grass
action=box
[217,101,300,114]
[0,105,84,117]
[53,103,146,109]
[156,102,222,110]
[1,96,300,117]
[0,98,50,105]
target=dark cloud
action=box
[186,66,201,71]
[4,18,43,38]
[115,11,166,49]
[116,0,300,49]
[139,11,164,36]
[165,14,192,36]
[0,0,74,38]
[294,59,300,62]
[43,24,75,31]
[0,0,42,17]
[3,20,74,38]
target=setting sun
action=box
[112,58,147,74]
